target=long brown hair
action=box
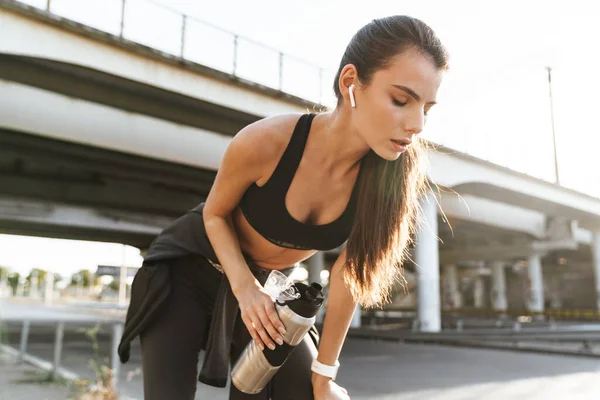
[333,16,450,308]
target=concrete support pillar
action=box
[490,261,507,311]
[592,232,600,311]
[473,277,485,308]
[118,266,128,307]
[305,252,325,286]
[415,191,441,332]
[30,270,38,298]
[442,265,462,309]
[119,244,128,306]
[0,269,8,298]
[350,304,361,328]
[0,269,7,287]
[44,271,54,307]
[16,278,25,297]
[526,252,544,313]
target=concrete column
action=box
[548,275,562,309]
[415,191,441,332]
[490,261,507,311]
[473,277,485,308]
[30,270,38,298]
[0,269,7,287]
[0,269,8,298]
[305,252,325,285]
[44,271,54,307]
[118,266,128,306]
[350,304,361,328]
[119,244,128,306]
[16,277,25,297]
[592,232,600,311]
[442,265,462,309]
[526,252,544,312]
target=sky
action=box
[2,0,598,276]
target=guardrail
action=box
[6,0,584,194]
[1,317,124,389]
[375,306,600,321]
[12,0,334,106]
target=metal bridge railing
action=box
[16,0,336,106]
[1,317,124,390]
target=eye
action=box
[392,98,407,107]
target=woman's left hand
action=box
[312,374,350,400]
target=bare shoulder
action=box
[232,113,303,156]
[224,113,303,170]
[205,113,304,216]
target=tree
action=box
[70,269,94,287]
[26,268,47,291]
[108,279,119,292]
[7,272,20,295]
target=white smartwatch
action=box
[311,358,340,380]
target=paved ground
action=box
[4,334,600,399]
[3,299,600,399]
[0,352,73,400]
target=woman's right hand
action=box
[234,282,286,350]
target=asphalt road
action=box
[3,299,600,399]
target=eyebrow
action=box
[392,85,437,105]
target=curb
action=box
[0,344,80,381]
[347,330,600,359]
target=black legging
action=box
[139,256,317,400]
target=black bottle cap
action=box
[284,282,324,318]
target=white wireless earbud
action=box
[349,84,356,108]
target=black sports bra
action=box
[239,114,361,251]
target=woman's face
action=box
[351,48,443,161]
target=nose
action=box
[404,110,425,135]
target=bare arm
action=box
[312,249,357,398]
[202,116,295,351]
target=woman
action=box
[119,14,449,400]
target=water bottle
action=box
[231,281,324,394]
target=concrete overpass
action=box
[2,0,600,331]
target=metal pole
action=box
[120,0,127,39]
[46,0,51,12]
[233,35,238,76]
[547,66,560,185]
[52,322,65,380]
[110,323,124,391]
[19,320,30,363]
[278,52,284,91]
[180,15,187,58]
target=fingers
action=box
[238,289,286,351]
[266,304,287,336]
[242,305,285,351]
[241,314,264,351]
[257,307,284,349]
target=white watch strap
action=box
[311,358,340,380]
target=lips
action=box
[390,139,409,153]
[392,139,412,146]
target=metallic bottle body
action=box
[231,303,316,394]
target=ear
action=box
[338,64,359,107]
